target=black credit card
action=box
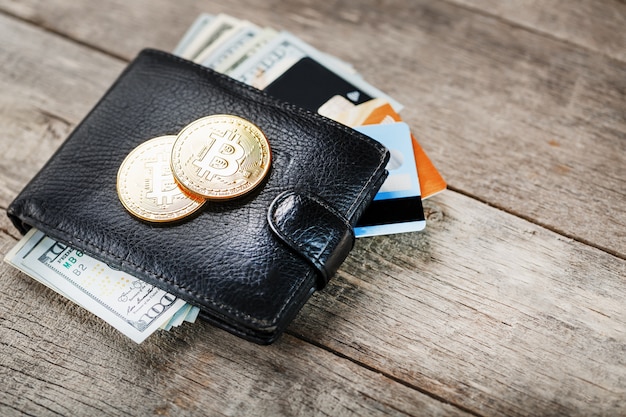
[264,57,373,112]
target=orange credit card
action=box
[335,99,446,199]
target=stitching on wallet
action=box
[269,192,354,282]
[22,214,309,327]
[270,193,326,273]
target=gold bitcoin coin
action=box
[171,115,271,200]
[117,136,205,222]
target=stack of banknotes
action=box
[4,13,446,343]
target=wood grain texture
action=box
[0,1,625,416]
[0,0,624,258]
[450,0,626,62]
[0,233,471,417]
[0,12,124,207]
[293,191,626,416]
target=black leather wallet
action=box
[7,49,389,344]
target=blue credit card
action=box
[354,122,426,238]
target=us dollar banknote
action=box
[4,228,199,343]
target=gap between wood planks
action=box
[0,8,129,64]
[5,1,626,74]
[288,329,485,417]
[441,0,626,65]
[448,185,626,262]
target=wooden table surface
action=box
[1,1,624,416]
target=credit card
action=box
[353,122,426,237]
[265,57,373,113]
[356,101,447,199]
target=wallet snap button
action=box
[268,190,355,288]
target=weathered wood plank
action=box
[0,228,471,417]
[0,12,125,207]
[449,0,626,62]
[0,0,624,258]
[292,191,626,416]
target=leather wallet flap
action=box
[268,191,354,288]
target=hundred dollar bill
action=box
[216,27,278,75]
[173,13,215,56]
[4,228,196,343]
[193,21,259,65]
[198,23,261,69]
[178,13,244,60]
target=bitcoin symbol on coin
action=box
[171,115,271,200]
[145,154,181,206]
[192,129,245,180]
[117,136,205,222]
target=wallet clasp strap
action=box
[268,190,355,289]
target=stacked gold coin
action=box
[117,115,271,222]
